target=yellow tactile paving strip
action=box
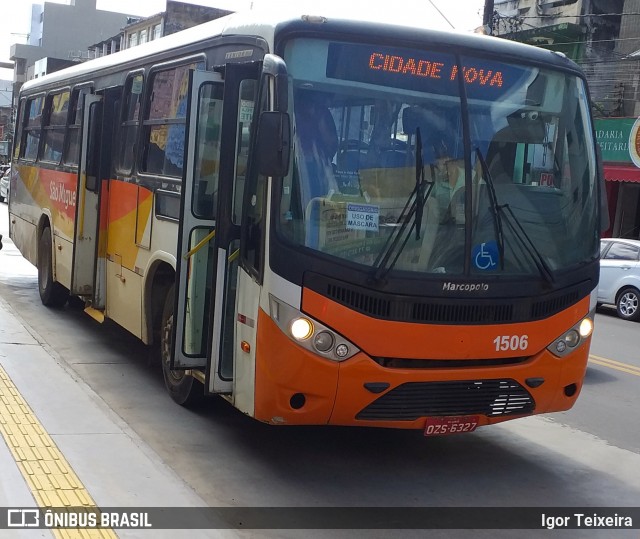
[0,365,117,538]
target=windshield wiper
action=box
[414,129,427,241]
[475,148,505,270]
[370,128,434,284]
[501,204,555,284]
[475,148,554,284]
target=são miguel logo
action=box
[630,116,640,168]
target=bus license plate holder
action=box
[424,416,479,436]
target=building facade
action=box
[492,0,640,238]
[9,0,133,105]
[88,1,233,59]
[0,79,11,162]
[5,1,235,160]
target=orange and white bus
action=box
[9,11,606,435]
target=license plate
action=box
[424,416,480,436]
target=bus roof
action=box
[20,9,580,94]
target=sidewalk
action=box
[0,246,236,538]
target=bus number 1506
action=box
[493,335,528,352]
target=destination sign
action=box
[326,43,524,99]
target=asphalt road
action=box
[1,201,639,539]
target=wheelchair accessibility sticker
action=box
[472,241,499,271]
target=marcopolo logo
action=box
[442,282,489,292]
[49,181,77,209]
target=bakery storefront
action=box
[595,117,640,238]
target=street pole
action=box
[483,0,495,31]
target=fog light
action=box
[314,331,334,352]
[335,344,349,358]
[564,330,580,347]
[555,341,567,353]
[290,318,313,340]
[579,318,593,338]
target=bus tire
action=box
[38,226,69,308]
[616,287,640,321]
[160,285,204,406]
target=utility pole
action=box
[483,0,495,32]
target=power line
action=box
[495,15,636,62]
[427,0,455,29]
[518,12,640,19]
[527,35,640,47]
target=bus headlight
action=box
[291,318,314,340]
[313,331,334,352]
[579,317,593,338]
[547,312,594,358]
[564,330,580,347]
[269,295,359,361]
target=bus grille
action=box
[303,273,589,324]
[356,379,535,421]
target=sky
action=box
[0,0,485,80]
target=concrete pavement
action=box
[0,224,237,539]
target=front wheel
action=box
[37,226,69,308]
[616,287,640,321]
[160,285,204,406]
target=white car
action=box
[0,170,9,203]
[598,238,640,320]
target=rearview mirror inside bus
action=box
[256,111,291,177]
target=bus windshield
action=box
[277,38,598,277]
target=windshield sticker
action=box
[472,241,499,271]
[346,203,379,232]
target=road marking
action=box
[589,354,640,377]
[0,365,117,538]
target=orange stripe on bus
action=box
[107,180,143,222]
[302,288,590,360]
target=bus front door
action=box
[172,65,260,394]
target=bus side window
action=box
[141,61,204,178]
[64,87,91,167]
[233,79,258,225]
[192,83,223,219]
[117,73,143,174]
[23,95,45,161]
[13,99,26,160]
[240,77,268,279]
[41,90,70,164]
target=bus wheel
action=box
[160,285,204,406]
[37,226,69,308]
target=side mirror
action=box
[256,111,291,177]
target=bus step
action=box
[84,306,105,323]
